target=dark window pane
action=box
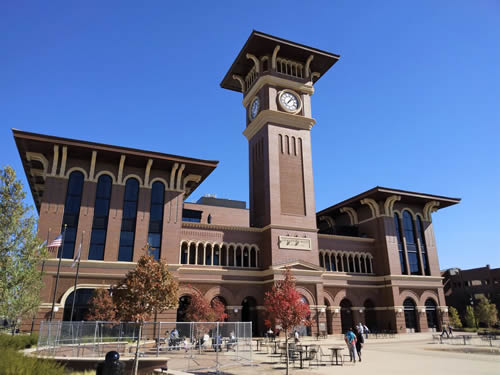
[67,172,84,195]
[88,245,104,260]
[403,211,416,245]
[124,179,139,200]
[119,231,135,247]
[408,252,420,275]
[118,246,133,262]
[148,233,161,248]
[121,218,136,232]
[90,229,106,245]
[151,182,165,204]
[94,198,110,217]
[96,175,112,198]
[150,204,163,221]
[182,209,202,222]
[123,201,138,218]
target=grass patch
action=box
[0,348,65,375]
[0,333,38,350]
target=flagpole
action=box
[70,231,84,322]
[30,228,51,334]
[50,224,67,322]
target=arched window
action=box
[228,246,235,267]
[250,247,256,267]
[213,244,220,266]
[61,171,84,259]
[354,255,360,273]
[118,178,139,261]
[325,253,331,271]
[367,257,373,273]
[221,245,227,266]
[343,254,349,272]
[348,255,354,272]
[331,253,336,272]
[181,242,188,264]
[236,246,242,267]
[148,181,164,260]
[403,211,421,275]
[206,243,212,265]
[360,255,366,273]
[394,213,407,274]
[197,243,204,264]
[417,217,430,275]
[319,252,324,268]
[189,243,196,264]
[243,247,249,267]
[89,175,112,260]
[337,254,343,272]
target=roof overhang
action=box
[13,129,218,213]
[221,30,340,92]
[317,186,461,217]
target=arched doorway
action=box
[63,288,95,321]
[295,296,311,337]
[363,299,377,331]
[325,298,333,334]
[340,299,354,333]
[403,298,418,332]
[176,295,192,338]
[241,297,258,336]
[425,298,438,331]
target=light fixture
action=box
[420,308,426,313]
[359,309,364,313]
[233,308,239,313]
[53,306,59,312]
[397,308,403,313]
[320,307,326,313]
[334,308,339,314]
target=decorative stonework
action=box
[278,235,312,251]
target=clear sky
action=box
[1,1,499,270]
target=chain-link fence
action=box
[38,321,253,373]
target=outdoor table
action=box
[272,340,281,354]
[256,338,264,351]
[299,344,312,357]
[293,348,305,369]
[329,346,344,365]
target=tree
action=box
[85,288,117,321]
[264,268,311,375]
[475,296,499,328]
[112,251,179,375]
[463,305,476,328]
[448,306,462,329]
[0,166,46,334]
[184,287,228,322]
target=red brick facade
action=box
[15,31,460,335]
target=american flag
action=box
[48,234,63,252]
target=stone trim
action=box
[318,234,375,243]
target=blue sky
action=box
[1,1,499,270]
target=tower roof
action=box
[221,30,340,92]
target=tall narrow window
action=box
[118,178,139,261]
[325,253,331,271]
[60,171,85,258]
[331,254,336,271]
[394,213,407,274]
[148,181,164,260]
[89,175,113,260]
[417,217,430,275]
[213,245,220,266]
[403,210,421,275]
[319,253,324,268]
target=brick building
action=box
[442,265,500,317]
[15,31,460,335]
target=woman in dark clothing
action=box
[355,329,365,362]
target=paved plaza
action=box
[210,333,499,375]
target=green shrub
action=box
[0,348,65,375]
[0,333,38,350]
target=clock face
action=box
[250,97,260,120]
[279,90,301,113]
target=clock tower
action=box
[221,31,340,267]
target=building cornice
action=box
[243,110,316,141]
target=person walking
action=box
[448,324,453,337]
[355,328,365,362]
[440,324,449,338]
[344,328,357,363]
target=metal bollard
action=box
[96,351,126,375]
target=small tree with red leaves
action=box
[112,250,179,375]
[86,288,117,321]
[264,268,310,375]
[184,287,228,322]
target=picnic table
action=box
[329,346,344,366]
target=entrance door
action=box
[340,299,354,334]
[63,288,95,321]
[241,297,258,336]
[363,299,377,331]
[425,298,438,331]
[403,298,418,332]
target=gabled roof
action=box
[273,259,324,272]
